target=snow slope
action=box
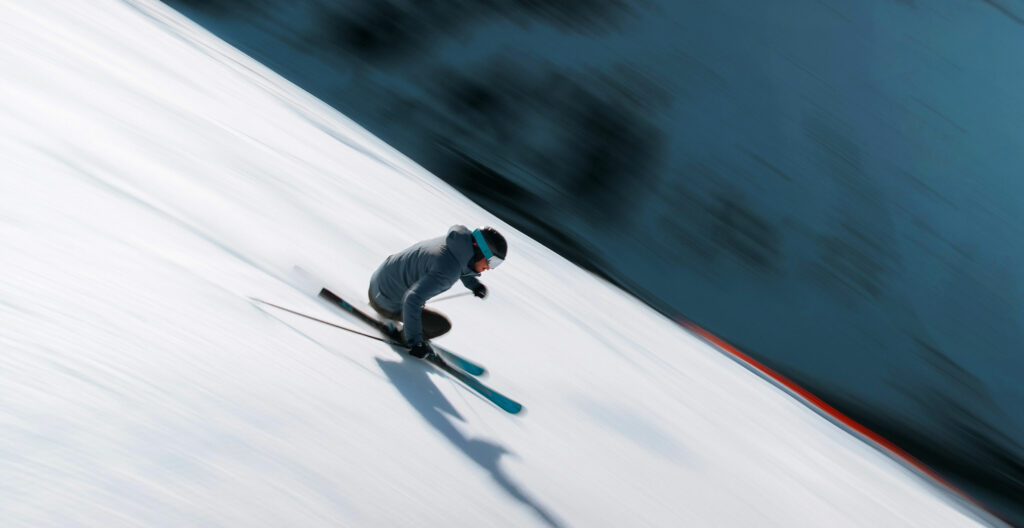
[0,1,997,526]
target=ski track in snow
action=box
[0,1,1000,526]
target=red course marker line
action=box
[675,316,1001,520]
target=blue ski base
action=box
[426,353,523,414]
[433,345,486,377]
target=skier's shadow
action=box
[376,357,563,528]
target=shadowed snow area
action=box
[0,1,996,526]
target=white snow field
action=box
[0,1,998,526]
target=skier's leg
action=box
[367,288,400,318]
[368,287,403,339]
[368,288,450,341]
[420,309,452,340]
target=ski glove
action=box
[472,283,488,299]
[409,342,433,359]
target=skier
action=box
[368,225,508,359]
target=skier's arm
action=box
[460,274,481,290]
[460,274,488,299]
[402,269,451,346]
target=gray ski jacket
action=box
[368,225,483,345]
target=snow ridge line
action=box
[675,317,1008,527]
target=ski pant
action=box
[368,288,451,341]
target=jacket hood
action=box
[445,225,478,271]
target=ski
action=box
[318,288,522,414]
[432,345,487,377]
[317,288,394,338]
[317,288,486,376]
[426,354,523,414]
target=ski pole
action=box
[250,297,405,347]
[430,292,473,304]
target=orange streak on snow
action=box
[676,317,1000,520]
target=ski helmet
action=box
[471,226,507,269]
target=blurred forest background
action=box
[165,0,1024,522]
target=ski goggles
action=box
[472,228,504,269]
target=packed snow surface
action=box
[0,1,993,526]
